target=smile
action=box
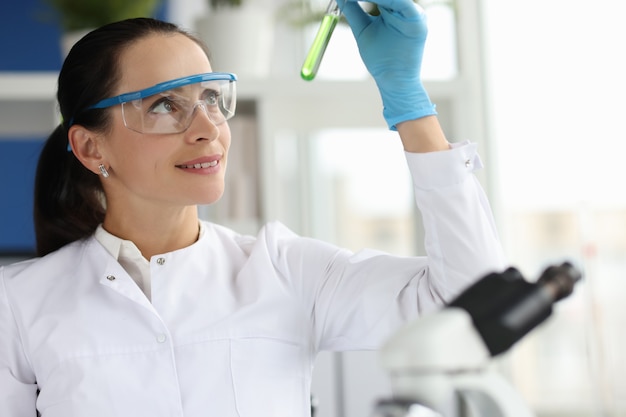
[177,161,218,169]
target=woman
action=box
[0,0,505,416]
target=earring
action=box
[98,164,110,178]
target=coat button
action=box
[106,275,116,281]
[156,334,167,343]
[156,257,166,266]
[465,159,472,168]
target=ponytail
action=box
[33,125,105,256]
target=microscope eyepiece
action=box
[536,261,582,302]
[448,262,582,356]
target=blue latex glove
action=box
[337,0,436,130]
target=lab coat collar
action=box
[84,237,156,312]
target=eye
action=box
[202,90,220,106]
[148,97,180,114]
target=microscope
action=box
[372,262,581,417]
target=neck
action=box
[102,205,200,259]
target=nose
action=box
[186,102,221,140]
[191,102,225,127]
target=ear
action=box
[68,125,107,175]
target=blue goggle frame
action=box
[86,72,238,110]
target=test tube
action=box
[300,0,341,81]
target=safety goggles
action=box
[82,72,237,134]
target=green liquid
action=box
[300,14,340,81]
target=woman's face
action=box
[100,33,231,210]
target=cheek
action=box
[106,116,137,152]
[221,123,232,154]
[215,126,231,174]
[107,130,163,176]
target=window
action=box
[484,0,626,415]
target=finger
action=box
[376,1,427,37]
[366,0,421,19]
[338,0,372,35]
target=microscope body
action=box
[379,308,534,417]
[374,263,580,417]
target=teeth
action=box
[179,161,218,169]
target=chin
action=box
[195,188,225,206]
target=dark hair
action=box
[34,18,209,256]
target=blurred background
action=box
[1,0,625,415]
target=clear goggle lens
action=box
[120,78,236,134]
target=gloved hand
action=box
[337,0,436,130]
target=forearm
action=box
[406,142,507,299]
[397,116,450,153]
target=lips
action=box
[175,155,221,169]
[177,161,218,169]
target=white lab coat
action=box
[0,142,505,417]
